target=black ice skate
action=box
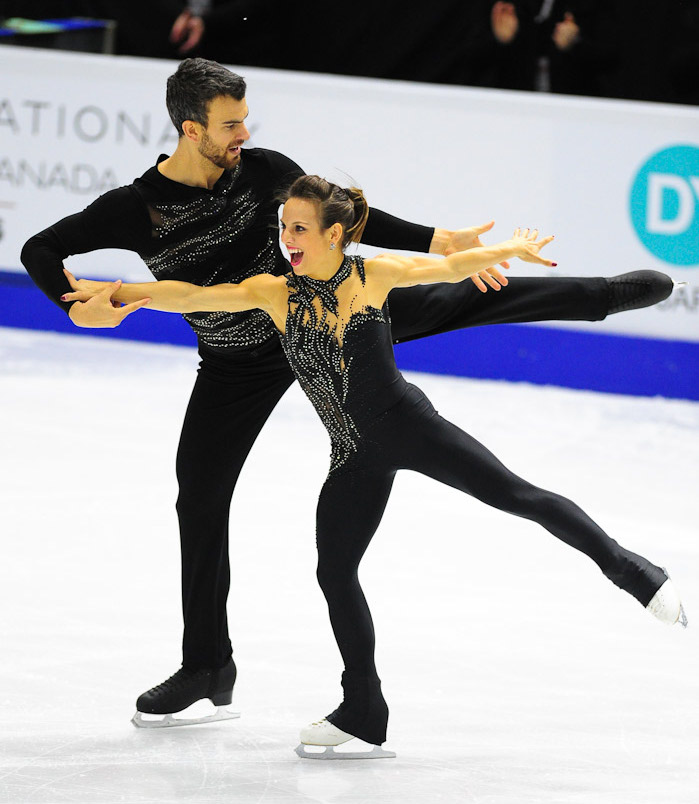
[132,657,239,728]
[606,270,676,314]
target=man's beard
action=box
[198,132,239,169]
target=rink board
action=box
[2,269,696,400]
[2,46,698,398]
[2,46,699,343]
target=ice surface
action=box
[1,327,697,804]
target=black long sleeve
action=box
[362,208,434,253]
[20,186,152,312]
[20,148,436,322]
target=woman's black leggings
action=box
[315,385,665,745]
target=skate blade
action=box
[295,743,396,760]
[132,706,241,729]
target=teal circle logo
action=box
[630,144,699,266]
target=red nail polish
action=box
[551,263,558,267]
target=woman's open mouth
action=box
[288,248,303,267]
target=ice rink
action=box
[1,326,697,804]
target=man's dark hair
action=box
[166,58,246,135]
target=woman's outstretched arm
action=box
[61,270,283,315]
[368,228,555,293]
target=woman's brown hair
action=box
[279,175,369,249]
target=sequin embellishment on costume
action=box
[143,164,281,348]
[279,256,389,473]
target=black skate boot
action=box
[606,270,674,314]
[132,657,239,728]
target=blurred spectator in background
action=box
[318,1,478,86]
[167,1,477,84]
[3,0,696,105]
[165,0,698,105]
[167,0,287,69]
[609,0,699,105]
[462,1,619,97]
[169,0,208,54]
[0,0,184,57]
[668,0,699,105]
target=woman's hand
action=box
[61,269,117,304]
[509,228,557,266]
[61,269,150,328]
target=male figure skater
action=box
[21,58,672,727]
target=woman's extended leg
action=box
[395,388,678,612]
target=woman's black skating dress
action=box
[278,255,667,746]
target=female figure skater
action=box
[63,175,687,759]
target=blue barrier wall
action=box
[2,270,697,401]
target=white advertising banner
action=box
[2,45,698,342]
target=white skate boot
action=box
[295,718,396,760]
[646,575,688,628]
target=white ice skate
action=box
[646,574,688,628]
[131,703,241,729]
[295,718,396,760]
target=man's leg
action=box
[135,342,295,719]
[388,271,673,343]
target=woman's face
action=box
[279,198,338,274]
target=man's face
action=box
[198,95,250,170]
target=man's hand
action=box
[62,270,150,328]
[437,221,510,292]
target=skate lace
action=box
[607,271,672,313]
[152,667,207,694]
[608,275,646,303]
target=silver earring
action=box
[329,243,336,250]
